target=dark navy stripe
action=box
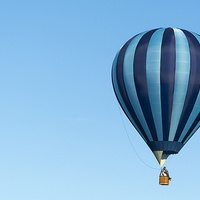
[160,28,176,141]
[174,30,200,141]
[115,36,150,142]
[134,29,158,141]
[147,141,183,153]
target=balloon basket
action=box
[159,176,169,185]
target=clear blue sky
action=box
[0,0,200,199]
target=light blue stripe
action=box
[112,50,147,142]
[146,28,165,141]
[168,28,190,141]
[178,32,200,142]
[123,31,153,141]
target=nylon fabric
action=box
[146,28,165,141]
[160,28,176,141]
[174,30,200,141]
[115,36,150,142]
[134,29,159,141]
[112,49,147,142]
[123,32,153,141]
[168,28,190,141]
[178,32,200,143]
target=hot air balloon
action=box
[112,27,200,171]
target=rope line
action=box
[118,106,160,171]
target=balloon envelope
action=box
[112,27,200,166]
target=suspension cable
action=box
[118,106,161,171]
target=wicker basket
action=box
[159,176,169,185]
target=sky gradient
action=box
[0,0,200,199]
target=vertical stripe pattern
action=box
[146,28,165,141]
[134,29,158,141]
[112,27,200,155]
[160,28,176,141]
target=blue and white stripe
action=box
[112,27,200,155]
